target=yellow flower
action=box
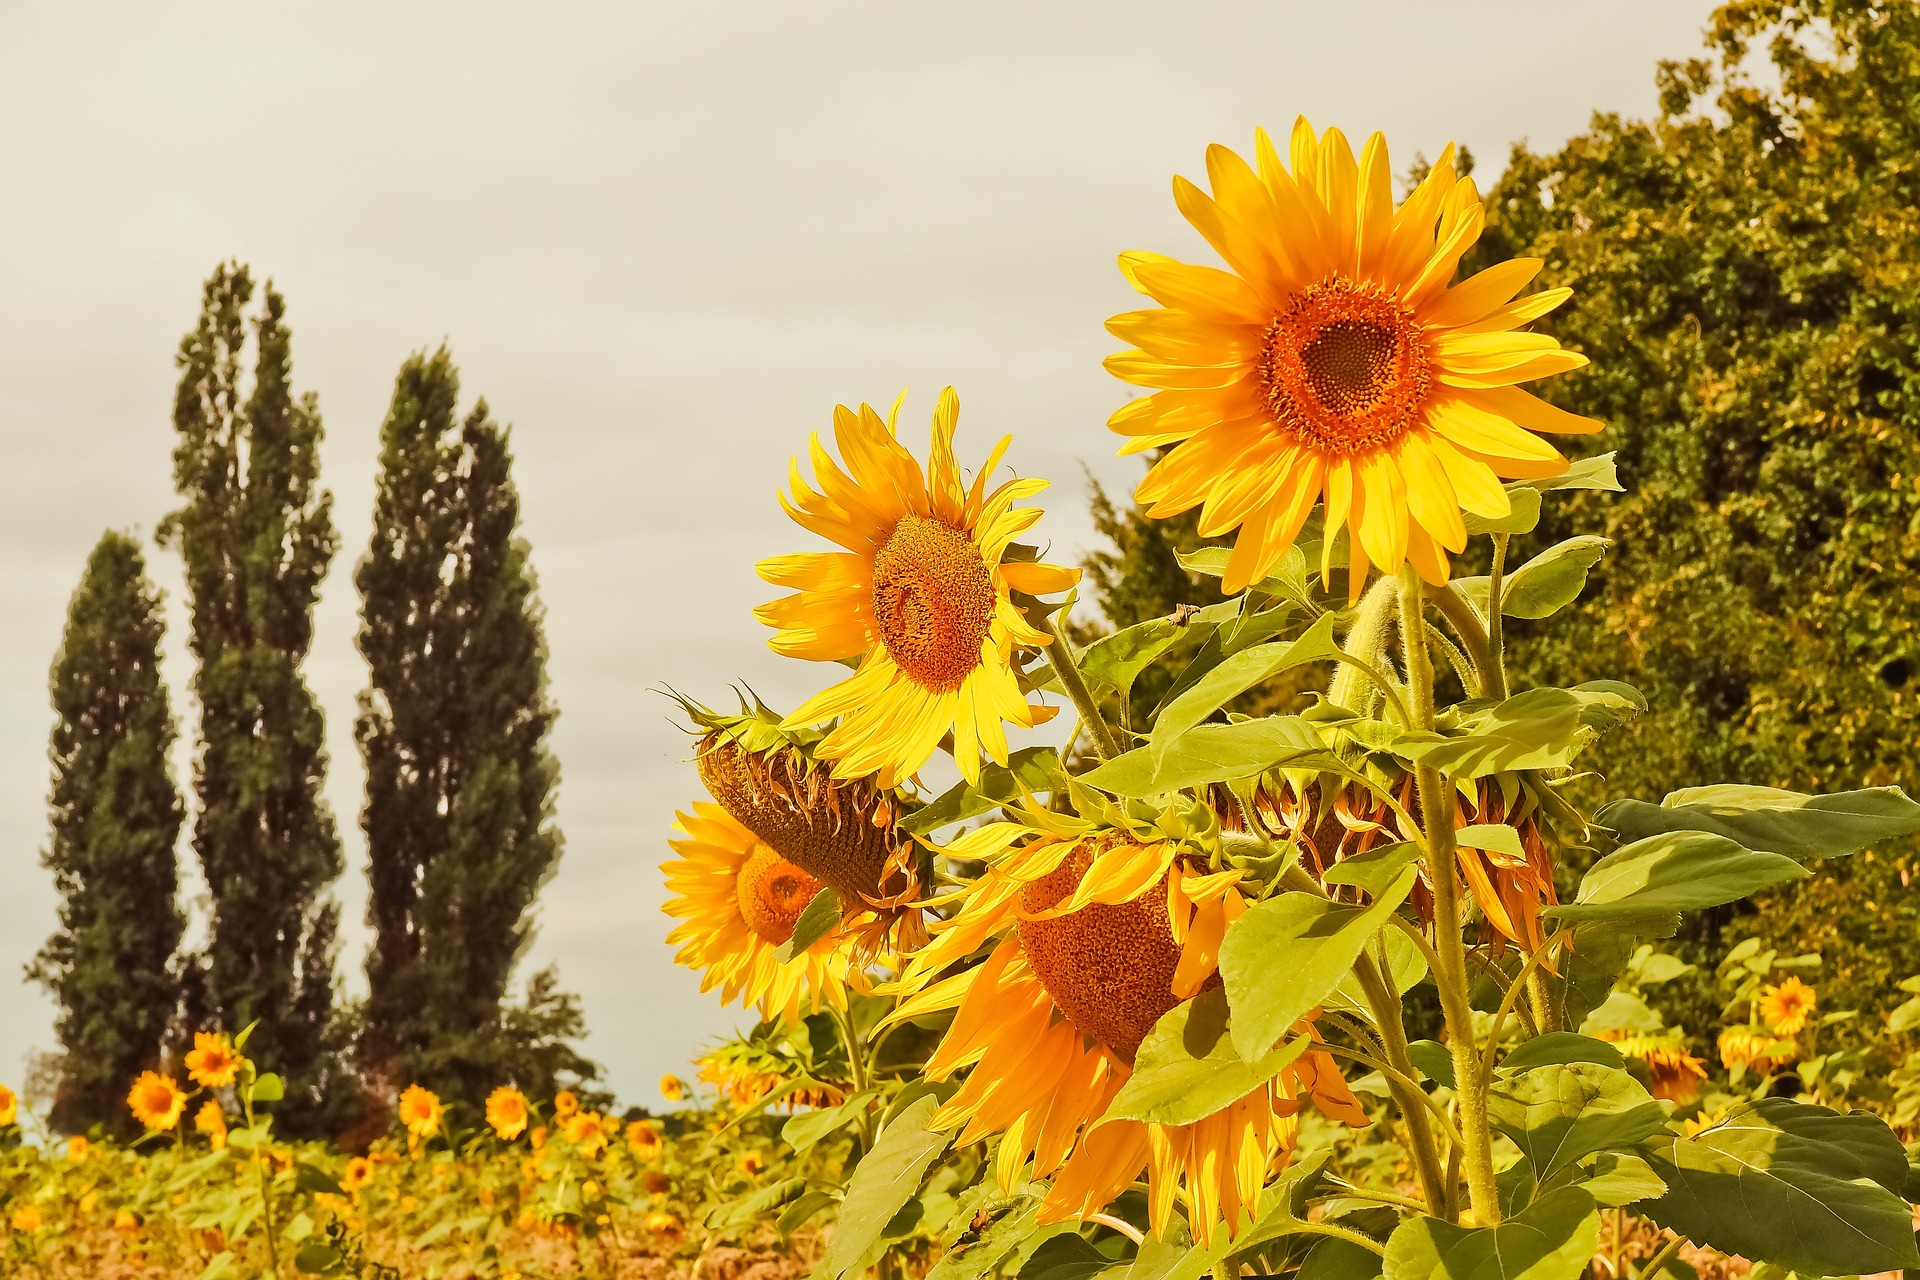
[1718,1025,1797,1076]
[400,1194,419,1213]
[564,1111,609,1158]
[113,1210,139,1235]
[553,1089,579,1120]
[740,1150,768,1178]
[1758,976,1817,1036]
[1680,1107,1728,1138]
[185,1031,242,1089]
[659,1073,686,1103]
[1606,1035,1708,1106]
[397,1084,444,1139]
[127,1070,187,1130]
[10,1203,40,1234]
[664,804,856,1022]
[266,1147,294,1176]
[529,1125,548,1150]
[644,1210,684,1243]
[66,1135,90,1164]
[487,1086,530,1140]
[1105,118,1600,595]
[626,1119,662,1159]
[194,1100,228,1149]
[0,1084,17,1127]
[342,1157,373,1192]
[757,389,1078,786]
[79,1189,97,1214]
[893,819,1368,1246]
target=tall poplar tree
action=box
[30,532,184,1135]
[160,263,343,1121]
[357,348,577,1108]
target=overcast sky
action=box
[0,1,1720,1111]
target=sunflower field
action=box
[13,20,1920,1280]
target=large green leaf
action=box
[1517,453,1622,493]
[1020,1235,1116,1280]
[1392,683,1643,778]
[1543,832,1807,926]
[1151,614,1341,768]
[1499,538,1609,620]
[903,748,1064,835]
[826,1095,952,1277]
[1383,1187,1599,1280]
[1488,1062,1669,1180]
[1498,1033,1626,1075]
[1461,486,1542,536]
[1639,1099,1920,1277]
[1058,602,1239,699]
[1106,988,1308,1127]
[1080,718,1333,798]
[1595,784,1920,864]
[1220,871,1416,1063]
[1327,926,1429,1017]
[1298,1239,1385,1280]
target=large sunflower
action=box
[757,389,1079,786]
[664,801,857,1022]
[1106,118,1601,594]
[893,816,1367,1245]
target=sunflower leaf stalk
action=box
[1045,611,1123,761]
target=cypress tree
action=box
[30,532,184,1135]
[159,263,343,1123]
[357,348,576,1108]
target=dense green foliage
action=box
[1470,0,1920,1011]
[159,263,345,1130]
[29,533,184,1136]
[355,348,583,1111]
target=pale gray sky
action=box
[0,1,1718,1109]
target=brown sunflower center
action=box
[735,844,823,945]
[870,515,996,692]
[1015,844,1188,1066]
[1257,277,1434,454]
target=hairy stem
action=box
[1484,535,1510,701]
[1328,574,1403,713]
[1353,954,1452,1214]
[1044,613,1122,761]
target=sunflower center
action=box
[736,844,824,945]
[1257,277,1434,454]
[870,516,996,692]
[1015,844,1187,1067]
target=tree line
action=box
[31,263,593,1138]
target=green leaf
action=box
[1499,538,1608,619]
[249,1073,285,1104]
[1393,683,1644,778]
[1596,785,1920,864]
[1299,1238,1385,1280]
[775,887,842,963]
[1158,1154,1333,1280]
[1566,1151,1667,1208]
[826,1095,952,1277]
[1151,615,1342,768]
[776,1189,838,1242]
[1455,824,1525,859]
[1639,1098,1920,1276]
[1106,987,1309,1127]
[1888,995,1920,1034]
[1383,1187,1599,1280]
[292,1162,343,1196]
[1066,603,1239,698]
[1322,842,1425,898]
[1462,487,1542,536]
[1328,923,1429,1017]
[1177,546,1317,605]
[903,749,1065,835]
[1021,1234,1114,1280]
[1544,832,1807,926]
[1499,1033,1626,1075]
[1488,1062,1669,1180]
[781,1090,877,1152]
[1080,717,1333,797]
[1220,872,1417,1063]
[1406,1041,1455,1089]
[1518,453,1622,493]
[925,1188,1053,1280]
[293,1243,344,1276]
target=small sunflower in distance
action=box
[627,1118,662,1159]
[1107,118,1600,594]
[1758,976,1817,1035]
[757,389,1078,786]
[553,1089,579,1120]
[127,1071,187,1131]
[659,1074,686,1103]
[664,802,856,1022]
[185,1032,242,1089]
[397,1084,444,1139]
[487,1086,530,1140]
[193,1101,228,1149]
[0,1084,16,1128]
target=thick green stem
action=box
[828,1005,876,1150]
[1428,586,1495,698]
[1399,567,1501,1225]
[1328,574,1403,713]
[1353,955,1451,1215]
[1637,1233,1687,1280]
[1484,536,1511,701]
[1045,613,1121,761]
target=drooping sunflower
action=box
[1106,118,1601,594]
[185,1031,241,1089]
[1604,1034,1708,1106]
[663,802,857,1022]
[127,1071,187,1131]
[487,1086,530,1141]
[1718,1025,1797,1077]
[1758,976,1817,1035]
[893,810,1368,1245]
[757,389,1079,786]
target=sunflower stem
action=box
[1638,1233,1688,1280]
[1484,535,1511,701]
[1427,587,1494,698]
[827,1004,876,1151]
[1398,565,1501,1226]
[1327,574,1401,714]
[1044,612,1121,761]
[1352,954,1452,1215]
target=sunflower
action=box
[342,1157,374,1193]
[893,815,1368,1245]
[0,1085,16,1128]
[1106,118,1600,595]
[664,801,858,1022]
[193,1100,228,1149]
[127,1071,186,1131]
[397,1084,444,1139]
[756,389,1079,786]
[1718,1025,1797,1077]
[185,1032,242,1089]
[1604,1034,1707,1106]
[626,1119,663,1159]
[565,1111,611,1158]
[553,1089,579,1120]
[66,1136,90,1164]
[488,1086,531,1140]
[659,1074,686,1103]
[1758,976,1817,1035]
